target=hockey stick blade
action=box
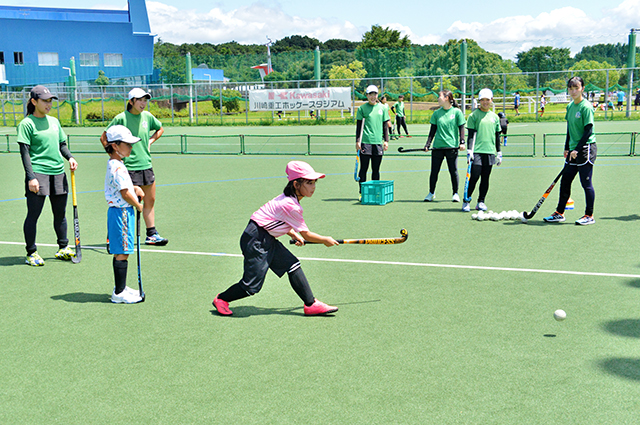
[397,147,424,153]
[291,228,408,245]
[522,167,565,220]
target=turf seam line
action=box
[2,240,638,279]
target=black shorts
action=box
[129,168,155,186]
[361,143,384,156]
[26,172,68,197]
[471,153,496,166]
[617,101,623,107]
[567,143,597,166]
[239,220,299,294]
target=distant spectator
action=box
[634,89,640,111]
[539,93,546,118]
[514,91,521,116]
[616,90,625,111]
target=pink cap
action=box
[286,161,325,181]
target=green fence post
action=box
[307,134,311,155]
[240,134,245,155]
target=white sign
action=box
[249,87,351,111]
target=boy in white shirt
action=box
[104,125,145,304]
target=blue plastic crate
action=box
[361,180,394,205]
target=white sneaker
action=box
[124,286,140,297]
[452,193,460,202]
[424,192,435,202]
[476,202,487,211]
[111,288,143,304]
[462,202,471,212]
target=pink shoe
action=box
[304,299,338,315]
[213,295,232,316]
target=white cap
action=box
[128,88,151,100]
[366,85,378,94]
[478,88,493,100]
[106,125,140,144]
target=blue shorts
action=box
[108,206,135,255]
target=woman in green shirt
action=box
[424,90,466,202]
[18,86,78,266]
[355,85,390,191]
[463,88,502,212]
[544,76,597,225]
[101,88,167,245]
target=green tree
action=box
[571,60,621,89]
[516,46,571,86]
[328,60,366,87]
[360,25,411,49]
[94,70,110,86]
[574,43,627,68]
[356,25,413,78]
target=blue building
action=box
[0,0,155,88]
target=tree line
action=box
[153,26,635,94]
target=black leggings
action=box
[556,164,595,216]
[24,191,68,254]
[396,116,409,135]
[467,161,493,203]
[358,155,383,184]
[429,149,459,194]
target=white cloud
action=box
[147,1,362,45]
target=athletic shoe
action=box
[54,246,75,261]
[26,251,45,267]
[213,295,233,316]
[452,193,460,202]
[475,202,487,211]
[145,233,168,246]
[462,202,471,212]
[111,288,142,304]
[424,192,435,202]
[125,286,140,297]
[543,212,565,223]
[304,299,338,315]
[575,215,595,225]
[407,135,412,138]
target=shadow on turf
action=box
[599,358,640,381]
[602,319,640,339]
[51,292,111,304]
[0,256,28,266]
[599,214,640,222]
[210,299,380,318]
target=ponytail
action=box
[441,90,458,108]
[26,100,36,116]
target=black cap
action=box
[30,85,57,100]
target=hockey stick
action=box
[463,160,472,203]
[397,147,425,153]
[70,170,82,263]
[354,150,360,182]
[522,165,566,220]
[136,206,145,302]
[291,228,408,245]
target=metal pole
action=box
[503,74,507,114]
[605,70,609,120]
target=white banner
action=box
[249,87,351,111]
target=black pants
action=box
[358,155,383,185]
[396,116,409,135]
[429,148,459,194]
[24,191,68,254]
[467,155,493,203]
[556,164,595,216]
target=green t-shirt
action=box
[565,99,596,150]
[17,115,67,175]
[107,110,162,171]
[393,101,405,117]
[430,107,466,149]
[466,109,501,154]
[356,102,390,145]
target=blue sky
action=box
[5,0,639,59]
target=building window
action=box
[14,52,24,65]
[104,53,123,67]
[38,52,59,66]
[80,53,99,67]
[0,52,4,65]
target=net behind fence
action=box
[543,132,635,157]
[182,135,242,154]
[243,134,309,155]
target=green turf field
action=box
[2,122,640,424]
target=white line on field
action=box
[2,240,638,279]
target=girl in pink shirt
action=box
[213,161,339,316]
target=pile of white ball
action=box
[471,210,527,223]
